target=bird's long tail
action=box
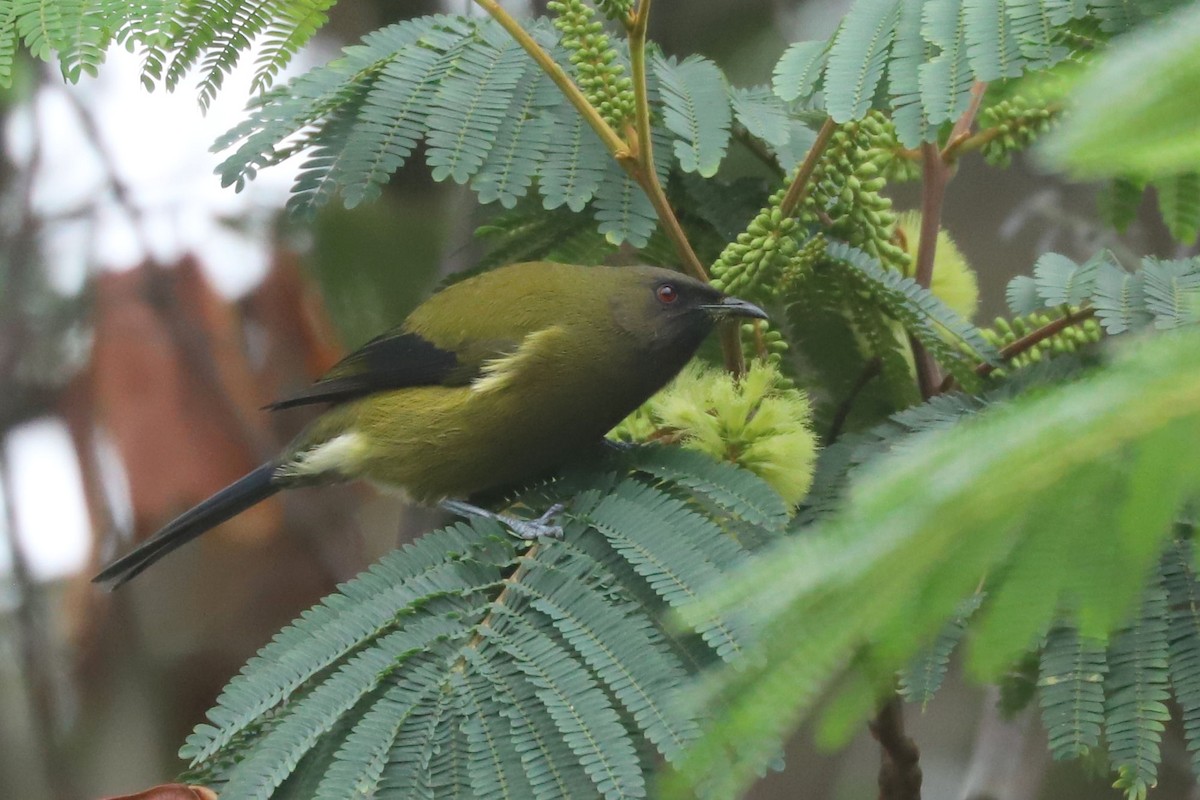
[93,463,280,590]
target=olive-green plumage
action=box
[94,262,767,588]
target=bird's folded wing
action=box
[266,327,521,410]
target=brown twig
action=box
[975,306,1097,380]
[825,357,883,445]
[871,695,923,800]
[780,117,837,218]
[732,126,786,178]
[909,140,949,399]
[943,81,989,156]
[454,542,540,667]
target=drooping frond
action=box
[824,240,1000,383]
[1105,584,1171,799]
[1161,540,1200,774]
[1155,173,1200,246]
[1038,624,1108,760]
[900,593,982,709]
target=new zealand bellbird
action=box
[94,261,767,588]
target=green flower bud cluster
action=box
[710,187,802,302]
[803,113,907,268]
[976,97,1057,167]
[547,0,635,128]
[978,310,1103,377]
[778,233,827,296]
[593,0,634,20]
[860,115,921,184]
[740,319,790,373]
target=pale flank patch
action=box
[470,326,564,395]
[280,432,368,478]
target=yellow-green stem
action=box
[628,1,744,373]
[473,0,628,159]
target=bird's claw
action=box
[505,503,565,541]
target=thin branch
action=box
[478,0,746,371]
[871,695,923,800]
[472,0,628,160]
[625,0,708,286]
[910,140,949,398]
[825,357,882,445]
[975,307,1097,380]
[945,81,988,153]
[733,126,785,178]
[780,117,837,218]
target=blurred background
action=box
[0,1,1187,798]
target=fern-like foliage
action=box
[899,593,982,709]
[1039,624,1108,760]
[666,328,1200,800]
[772,0,1190,146]
[653,54,731,179]
[1105,583,1171,799]
[176,448,787,799]
[1007,252,1200,333]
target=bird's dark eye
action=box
[656,283,679,304]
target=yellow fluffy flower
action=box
[611,361,818,506]
[893,210,980,321]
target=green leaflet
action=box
[899,593,982,709]
[1162,541,1200,775]
[1105,585,1171,799]
[1006,252,1200,334]
[1038,625,1107,760]
[471,69,558,209]
[1155,172,1200,246]
[538,109,609,213]
[729,86,792,153]
[824,0,902,122]
[424,28,529,185]
[772,39,829,103]
[653,54,732,178]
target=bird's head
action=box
[608,266,768,353]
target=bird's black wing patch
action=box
[266,329,461,410]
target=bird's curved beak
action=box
[701,296,769,321]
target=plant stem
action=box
[473,0,628,160]
[946,81,988,152]
[975,307,1097,379]
[780,117,837,218]
[482,0,745,371]
[872,695,923,800]
[627,0,747,373]
[910,140,949,398]
[627,0,706,284]
[825,357,882,445]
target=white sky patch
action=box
[6,43,308,297]
[3,419,92,582]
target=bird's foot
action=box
[440,499,565,541]
[501,503,565,541]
